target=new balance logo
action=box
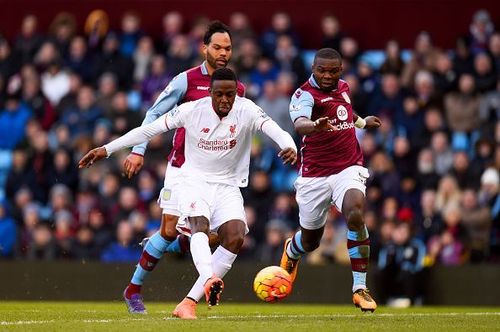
[197,86,209,90]
[201,128,210,133]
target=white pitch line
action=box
[0,320,55,326]
[207,312,500,319]
[1,312,499,325]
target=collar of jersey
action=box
[201,61,209,75]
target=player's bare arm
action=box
[294,116,335,135]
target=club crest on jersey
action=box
[200,127,210,133]
[229,124,237,137]
[337,105,348,121]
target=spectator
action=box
[166,35,195,75]
[14,14,44,64]
[473,52,497,93]
[435,175,462,212]
[229,12,255,51]
[84,9,109,51]
[0,199,16,258]
[140,55,172,107]
[428,204,467,265]
[92,32,134,90]
[430,131,453,176]
[59,85,102,139]
[468,9,494,54]
[159,11,183,54]
[133,36,154,83]
[119,11,143,58]
[27,223,56,260]
[461,189,492,262]
[415,189,443,242]
[380,40,404,76]
[260,12,300,58]
[65,36,93,83]
[41,59,71,107]
[0,91,31,150]
[48,12,76,58]
[256,219,290,263]
[377,222,426,306]
[100,221,141,263]
[320,14,344,51]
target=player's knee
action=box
[302,239,320,252]
[220,232,244,253]
[346,208,364,231]
[160,214,179,240]
[190,217,210,234]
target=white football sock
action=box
[187,245,238,302]
[190,232,213,283]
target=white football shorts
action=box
[175,176,248,236]
[294,165,369,230]
[157,162,182,216]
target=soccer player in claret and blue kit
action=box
[280,48,382,312]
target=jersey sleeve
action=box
[289,88,314,122]
[165,102,191,130]
[245,99,272,132]
[131,72,188,155]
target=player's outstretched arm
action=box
[80,115,170,170]
[124,73,187,178]
[294,116,335,135]
[261,119,298,165]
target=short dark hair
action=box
[211,68,237,86]
[314,48,342,63]
[203,20,231,45]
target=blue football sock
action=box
[131,231,171,286]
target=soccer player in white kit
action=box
[79,68,297,319]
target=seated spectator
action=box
[428,204,467,265]
[140,55,172,107]
[0,91,32,150]
[461,189,492,262]
[59,85,103,139]
[65,36,93,83]
[0,199,16,258]
[27,223,56,260]
[100,221,141,263]
[415,189,443,242]
[255,219,290,263]
[380,40,404,76]
[71,225,97,260]
[377,222,426,306]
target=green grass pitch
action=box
[0,302,498,331]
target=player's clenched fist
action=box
[364,116,382,129]
[278,147,297,165]
[78,147,107,168]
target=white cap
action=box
[481,167,499,186]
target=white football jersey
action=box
[165,96,270,187]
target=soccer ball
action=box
[253,266,293,303]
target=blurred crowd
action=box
[0,9,498,279]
